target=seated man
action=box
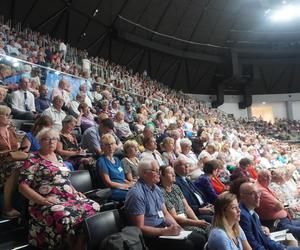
[125,159,206,250]
[174,158,213,223]
[239,182,300,250]
[35,84,51,113]
[255,170,300,240]
[11,77,36,120]
[42,95,66,131]
[81,117,122,156]
[140,136,165,166]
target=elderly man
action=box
[255,170,300,240]
[239,182,300,250]
[114,111,133,140]
[42,95,66,131]
[140,136,164,166]
[125,159,206,250]
[35,84,51,113]
[11,77,36,120]
[81,117,122,156]
[50,79,70,106]
[174,158,213,223]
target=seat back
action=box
[70,170,93,193]
[84,209,122,250]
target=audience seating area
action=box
[1,21,300,250]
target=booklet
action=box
[159,230,192,240]
[270,229,289,241]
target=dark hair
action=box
[203,160,219,175]
[142,136,155,147]
[159,165,170,176]
[32,116,54,136]
[101,118,114,129]
[229,177,250,200]
[239,158,252,168]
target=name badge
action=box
[157,210,164,218]
[118,167,123,172]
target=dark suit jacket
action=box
[239,203,285,250]
[175,174,208,215]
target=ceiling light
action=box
[267,4,300,22]
[93,9,99,17]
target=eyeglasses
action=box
[41,137,59,143]
[242,191,261,197]
[0,113,12,118]
[146,169,160,174]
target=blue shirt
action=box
[125,179,165,227]
[208,227,246,250]
[35,96,51,113]
[26,132,40,152]
[96,155,126,188]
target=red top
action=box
[210,176,226,194]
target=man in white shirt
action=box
[140,136,165,166]
[11,77,36,120]
[50,79,70,106]
[42,96,66,131]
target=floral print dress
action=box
[19,152,100,249]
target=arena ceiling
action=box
[2,0,300,96]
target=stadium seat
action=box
[83,209,123,250]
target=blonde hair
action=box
[212,192,240,238]
[0,105,11,115]
[123,140,139,154]
[100,133,116,145]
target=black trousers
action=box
[145,231,207,250]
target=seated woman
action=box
[21,115,54,152]
[208,192,252,250]
[19,128,100,249]
[194,160,219,204]
[96,134,132,201]
[78,102,96,132]
[56,115,93,170]
[161,137,177,166]
[160,165,210,234]
[121,140,140,183]
[0,105,21,218]
[178,138,203,180]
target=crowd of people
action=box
[1,22,300,249]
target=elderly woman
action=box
[0,87,7,105]
[178,138,203,180]
[121,140,140,182]
[161,137,177,166]
[114,111,133,140]
[134,113,145,134]
[198,143,218,168]
[56,115,91,170]
[0,105,21,218]
[96,134,132,201]
[19,128,100,249]
[160,165,210,234]
[78,102,96,132]
[208,192,252,250]
[194,160,220,205]
[21,115,54,152]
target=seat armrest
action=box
[84,188,112,202]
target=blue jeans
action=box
[278,217,300,240]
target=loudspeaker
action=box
[211,83,224,108]
[239,85,252,109]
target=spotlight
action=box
[267,4,300,22]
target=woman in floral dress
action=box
[19,128,100,249]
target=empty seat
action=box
[70,170,112,203]
[83,209,123,250]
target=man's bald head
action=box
[239,182,261,210]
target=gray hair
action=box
[36,128,59,143]
[180,138,192,148]
[138,158,156,177]
[62,115,77,124]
